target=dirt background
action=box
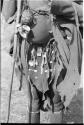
[1,14,83,123]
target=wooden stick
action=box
[7,0,22,123]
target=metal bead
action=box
[34,70,37,73]
[35,76,38,79]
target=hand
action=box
[17,24,30,39]
[43,97,52,111]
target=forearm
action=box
[72,2,83,27]
[2,0,17,21]
[51,0,75,21]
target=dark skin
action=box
[2,0,83,26]
[2,0,83,40]
[1,0,3,11]
[1,1,82,123]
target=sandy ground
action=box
[1,15,83,123]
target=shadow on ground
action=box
[63,88,83,123]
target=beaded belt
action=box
[26,38,63,93]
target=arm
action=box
[72,2,83,27]
[51,0,83,27]
[71,0,83,5]
[1,0,3,11]
[2,0,17,21]
[51,0,75,21]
